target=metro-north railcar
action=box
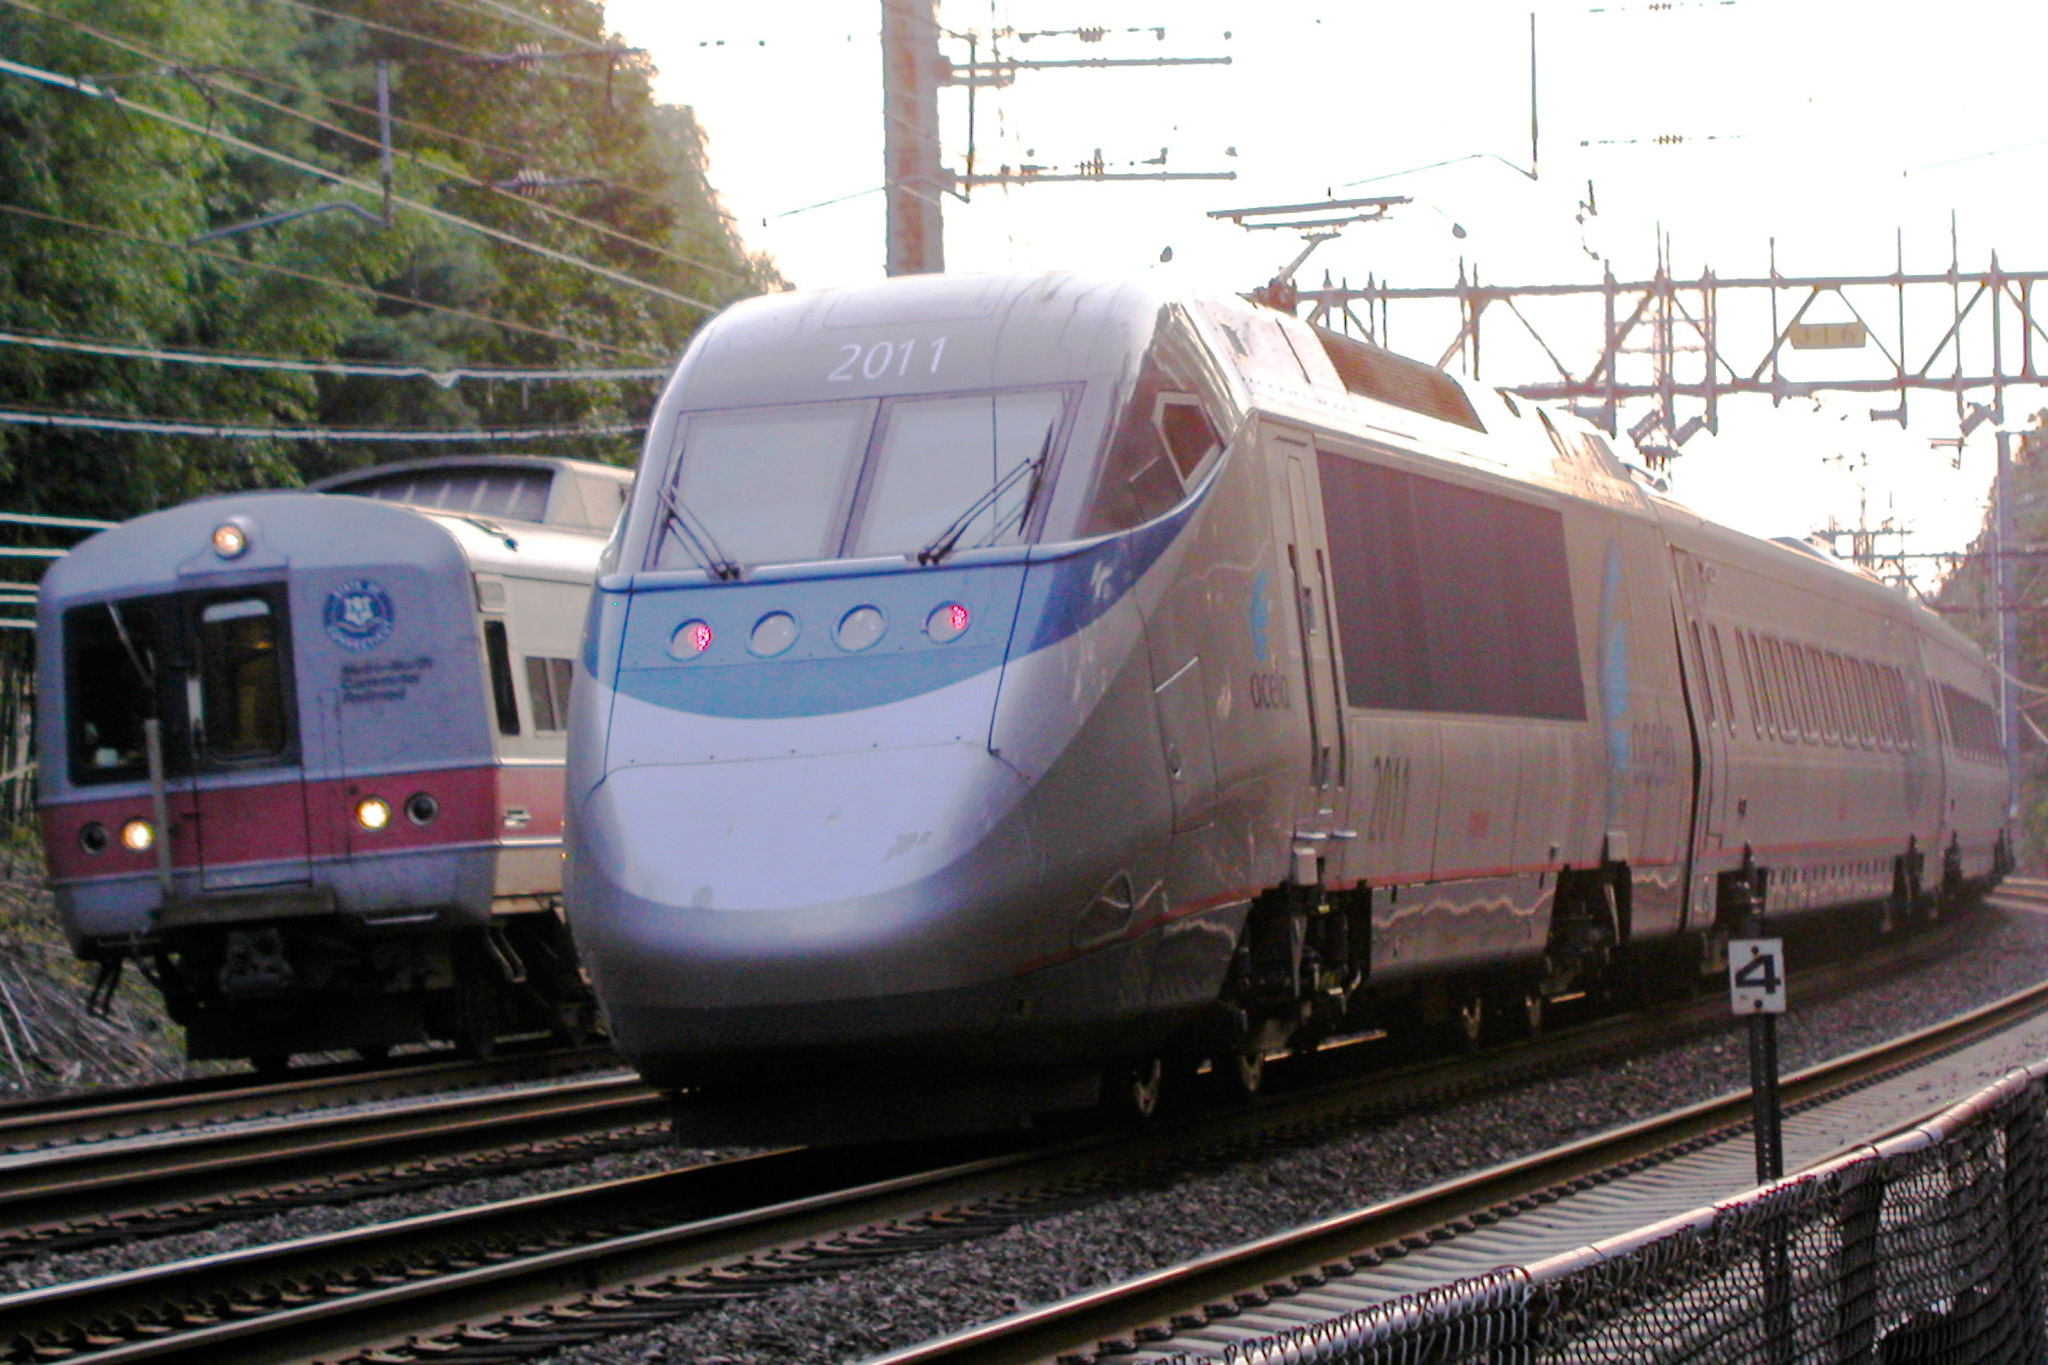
[565,272,2010,1140]
[38,455,629,1068]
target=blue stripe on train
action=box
[600,498,1195,721]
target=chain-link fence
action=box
[1208,1060,2048,1364]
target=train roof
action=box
[310,454,630,534]
[42,483,604,607]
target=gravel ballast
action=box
[9,902,2048,1364]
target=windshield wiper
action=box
[658,490,742,581]
[916,428,1054,567]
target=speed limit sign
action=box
[1728,938,1787,1014]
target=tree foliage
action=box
[1932,411,2048,866]
[0,0,776,524]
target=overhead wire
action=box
[212,60,743,229]
[0,328,670,382]
[411,0,607,52]
[0,408,645,442]
[1,0,750,241]
[0,202,660,360]
[192,69,752,283]
[265,0,614,86]
[0,53,719,311]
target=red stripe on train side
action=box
[41,762,565,886]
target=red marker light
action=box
[670,620,714,658]
[927,602,970,643]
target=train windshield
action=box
[650,387,1070,572]
[67,603,160,783]
[65,589,296,786]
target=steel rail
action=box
[0,1070,661,1246]
[0,1047,619,1154]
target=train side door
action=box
[1272,430,1349,831]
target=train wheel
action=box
[355,1045,391,1065]
[1492,986,1544,1042]
[1447,990,1485,1053]
[1223,1047,1265,1100]
[1110,1056,1165,1122]
[456,976,500,1061]
[249,1053,291,1079]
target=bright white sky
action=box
[603,0,2048,575]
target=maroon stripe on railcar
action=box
[41,763,561,885]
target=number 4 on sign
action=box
[1729,938,1787,1014]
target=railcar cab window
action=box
[1079,307,1236,537]
[65,588,297,785]
[648,388,1074,573]
[66,602,160,783]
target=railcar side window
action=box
[483,620,520,736]
[198,598,287,761]
[1939,683,2000,762]
[65,603,161,784]
[524,656,574,733]
[1317,451,1583,720]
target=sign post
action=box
[1730,934,1787,1181]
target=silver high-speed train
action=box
[565,272,2010,1140]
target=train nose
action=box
[566,742,1040,1040]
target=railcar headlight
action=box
[353,796,392,832]
[119,819,154,852]
[212,521,249,558]
[404,792,439,826]
[835,605,885,652]
[79,823,109,855]
[749,611,798,657]
[926,602,970,643]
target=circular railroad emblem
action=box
[324,580,395,651]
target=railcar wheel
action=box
[1449,990,1485,1054]
[355,1045,390,1064]
[1111,1057,1165,1121]
[249,1053,291,1078]
[1225,1047,1265,1099]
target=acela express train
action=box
[565,273,2010,1140]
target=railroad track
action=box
[0,1046,618,1155]
[0,1049,647,1253]
[0,902,2006,1364]
[876,890,2048,1363]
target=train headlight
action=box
[748,611,798,657]
[926,602,970,643]
[835,605,885,652]
[353,796,392,832]
[404,792,439,826]
[79,823,108,855]
[119,819,154,853]
[211,521,249,558]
